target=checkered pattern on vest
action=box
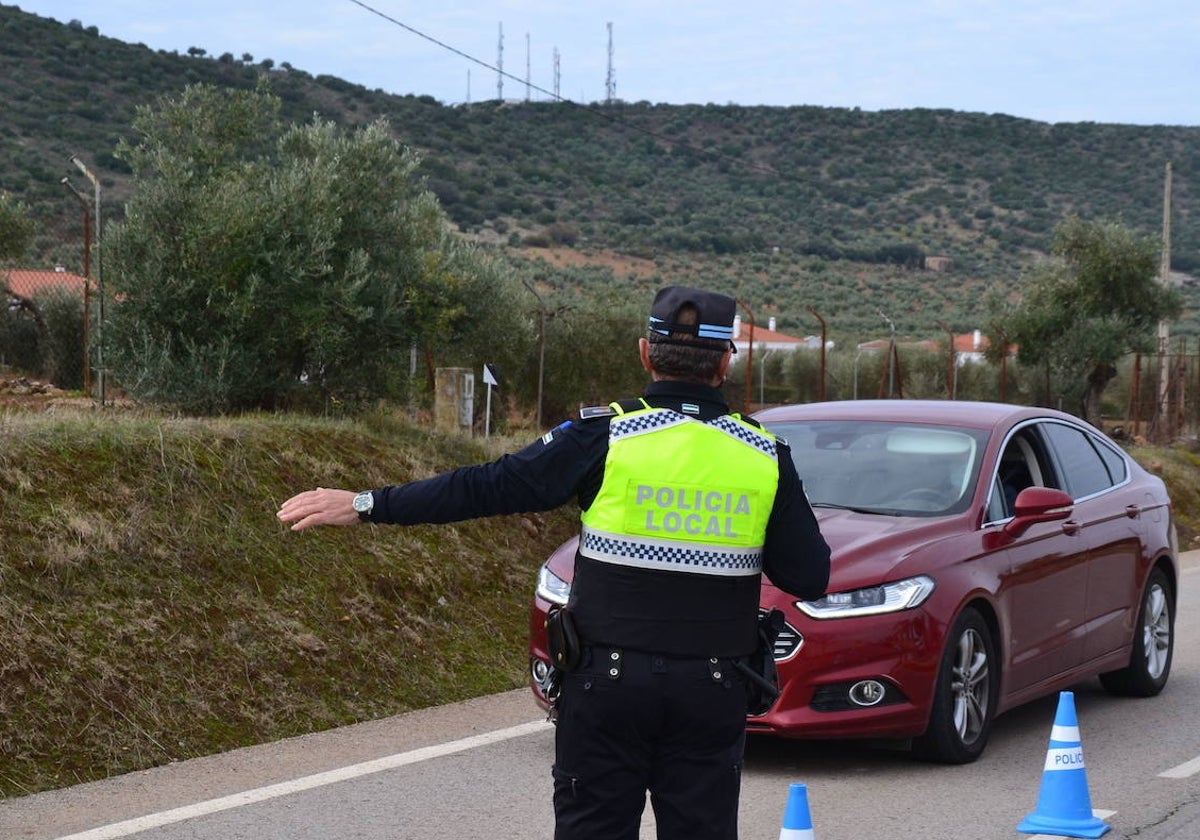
[580,527,762,575]
[609,409,777,459]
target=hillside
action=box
[2,2,1198,345]
[0,407,580,797]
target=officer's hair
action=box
[646,304,729,382]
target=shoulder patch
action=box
[579,405,617,421]
[541,420,572,445]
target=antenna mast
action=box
[553,47,561,100]
[605,22,616,103]
[496,23,503,101]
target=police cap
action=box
[647,285,737,345]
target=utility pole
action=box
[525,32,531,101]
[936,319,956,399]
[522,278,546,429]
[806,305,826,401]
[1156,161,1173,435]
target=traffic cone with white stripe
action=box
[1017,691,1110,838]
[778,782,815,840]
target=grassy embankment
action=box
[0,408,578,798]
[1,408,1197,799]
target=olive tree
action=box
[993,217,1179,424]
[0,192,33,261]
[104,83,525,413]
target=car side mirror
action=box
[985,486,1074,548]
[1005,487,1074,537]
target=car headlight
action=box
[796,575,935,619]
[536,565,571,606]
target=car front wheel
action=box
[1100,566,1174,697]
[913,607,997,764]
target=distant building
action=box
[733,316,833,354]
[925,256,954,272]
[952,329,1017,365]
[2,267,91,301]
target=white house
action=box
[732,316,833,354]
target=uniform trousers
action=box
[551,646,749,840]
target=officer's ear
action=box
[638,337,655,375]
[715,348,733,383]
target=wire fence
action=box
[1123,344,1200,443]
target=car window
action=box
[991,430,1042,520]
[768,420,987,517]
[1094,437,1128,484]
[1040,422,1115,499]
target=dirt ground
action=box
[0,376,108,411]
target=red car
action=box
[529,400,1177,763]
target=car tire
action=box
[1099,566,1174,697]
[913,607,997,764]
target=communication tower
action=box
[605,22,616,103]
[553,47,560,100]
[496,22,503,100]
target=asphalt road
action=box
[3,553,1198,840]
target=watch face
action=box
[353,492,373,513]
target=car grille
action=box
[759,609,803,661]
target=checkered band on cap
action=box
[580,526,763,577]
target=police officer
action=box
[277,285,831,840]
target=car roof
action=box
[753,399,1085,433]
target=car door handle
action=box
[1061,520,1081,535]
[1125,504,1141,519]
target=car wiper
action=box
[809,501,902,516]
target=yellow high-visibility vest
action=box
[579,401,779,576]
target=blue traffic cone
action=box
[778,782,815,840]
[1017,691,1110,838]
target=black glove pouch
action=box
[736,608,784,716]
[545,606,581,672]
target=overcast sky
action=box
[12,0,1200,126]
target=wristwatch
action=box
[352,490,375,521]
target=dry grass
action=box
[0,407,577,797]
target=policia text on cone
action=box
[277,285,832,840]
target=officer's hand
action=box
[277,488,360,531]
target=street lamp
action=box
[61,177,92,397]
[69,155,104,406]
[879,310,897,398]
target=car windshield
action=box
[765,419,989,516]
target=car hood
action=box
[797,508,965,592]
